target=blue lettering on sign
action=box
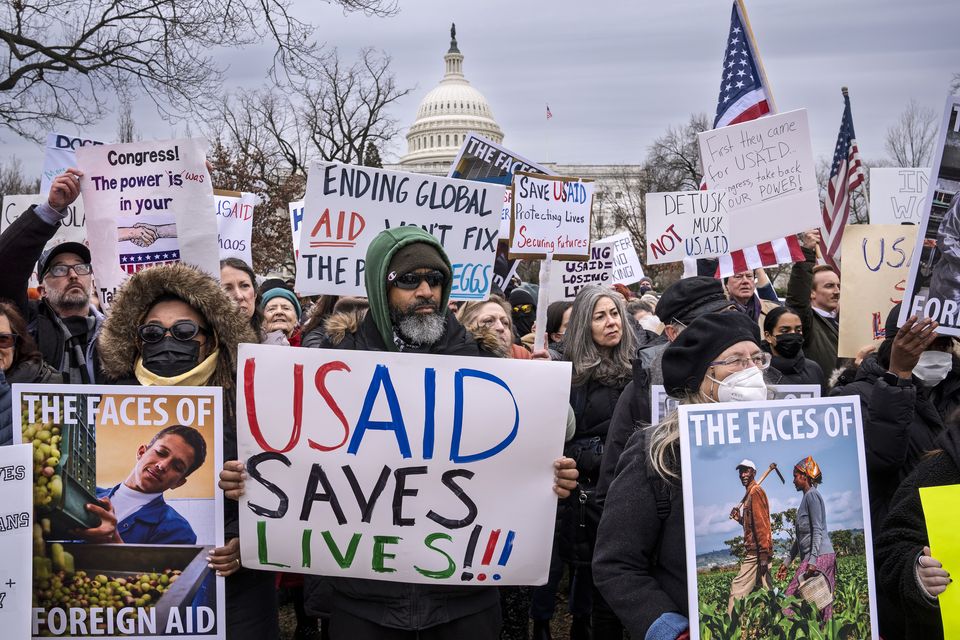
[348,365,413,458]
[450,369,519,463]
[451,263,490,299]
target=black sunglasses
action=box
[389,270,446,290]
[137,320,209,343]
[0,332,18,349]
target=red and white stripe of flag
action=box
[819,140,865,269]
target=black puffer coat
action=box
[766,345,827,395]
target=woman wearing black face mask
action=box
[762,306,826,394]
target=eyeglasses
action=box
[389,270,446,290]
[45,263,93,278]
[137,320,209,343]
[0,332,18,349]
[709,352,772,370]
[512,304,534,314]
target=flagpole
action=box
[736,0,777,113]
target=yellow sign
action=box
[920,484,960,637]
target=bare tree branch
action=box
[885,99,938,168]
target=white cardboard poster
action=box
[294,163,504,300]
[1,194,87,287]
[214,191,258,265]
[509,172,594,260]
[869,168,931,226]
[41,132,105,195]
[289,200,305,261]
[697,109,820,252]
[649,384,821,424]
[603,232,645,285]
[0,444,32,640]
[548,242,614,301]
[236,344,572,585]
[75,138,220,309]
[644,190,729,264]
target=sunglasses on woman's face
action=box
[137,320,209,343]
[390,270,446,290]
[0,332,18,349]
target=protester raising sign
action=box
[214,190,258,265]
[899,94,960,337]
[236,344,572,585]
[678,397,878,639]
[644,190,728,264]
[14,384,225,640]
[509,172,594,260]
[838,225,917,357]
[41,132,105,195]
[697,109,820,253]
[76,138,220,310]
[1,194,86,287]
[869,168,931,225]
[295,163,504,300]
[0,444,32,640]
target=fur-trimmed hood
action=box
[98,264,258,394]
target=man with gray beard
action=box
[0,168,103,382]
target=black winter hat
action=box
[655,276,731,325]
[387,241,451,285]
[662,311,761,395]
[509,287,536,308]
[884,302,902,340]
[38,242,91,279]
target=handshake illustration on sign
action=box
[118,222,178,248]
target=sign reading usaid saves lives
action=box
[236,344,572,585]
[295,163,504,300]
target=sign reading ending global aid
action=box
[295,163,504,300]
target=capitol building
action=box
[387,25,642,240]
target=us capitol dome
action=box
[395,24,504,175]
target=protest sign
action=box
[838,225,917,357]
[649,384,820,425]
[1,194,87,287]
[448,133,555,239]
[899,95,960,337]
[697,109,820,252]
[678,396,877,639]
[41,132,105,195]
[14,384,225,639]
[920,485,960,639]
[644,190,729,264]
[603,232,644,285]
[492,241,521,294]
[869,168,931,225]
[214,190,257,265]
[289,200,305,261]
[548,242,614,301]
[235,343,572,585]
[76,139,220,310]
[0,444,33,640]
[509,172,594,260]
[294,163,504,300]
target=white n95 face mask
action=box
[913,351,953,386]
[711,366,768,402]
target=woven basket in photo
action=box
[797,572,834,610]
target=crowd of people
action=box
[1,171,959,639]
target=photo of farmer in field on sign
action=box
[727,459,775,613]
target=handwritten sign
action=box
[644,190,729,264]
[214,190,258,265]
[869,168,931,225]
[1,194,87,287]
[509,172,594,260]
[41,132,105,195]
[0,444,32,640]
[294,163,504,300]
[697,109,820,252]
[603,232,644,285]
[548,242,614,301]
[650,384,821,424]
[289,200,305,261]
[920,484,960,639]
[76,138,220,310]
[236,344,572,585]
[838,225,917,357]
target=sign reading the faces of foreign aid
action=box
[235,344,572,585]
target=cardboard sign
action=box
[0,444,33,640]
[697,109,820,252]
[294,163,504,300]
[678,397,878,639]
[1,194,87,287]
[838,225,917,357]
[41,132,105,195]
[14,384,225,639]
[509,172,594,260]
[235,344,572,585]
[214,190,258,265]
[649,384,821,425]
[603,232,644,285]
[289,200,304,261]
[869,168,932,225]
[920,484,960,639]
[644,190,729,264]
[548,242,614,301]
[899,95,960,337]
[75,138,220,310]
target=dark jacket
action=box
[765,345,827,395]
[304,226,498,631]
[593,428,686,638]
[928,355,960,422]
[787,246,840,378]
[875,426,960,640]
[97,484,197,544]
[0,206,103,382]
[830,354,944,532]
[0,358,61,446]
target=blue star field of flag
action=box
[713,4,764,127]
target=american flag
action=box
[546,104,553,120]
[707,0,804,277]
[819,88,865,269]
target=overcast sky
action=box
[5,0,959,177]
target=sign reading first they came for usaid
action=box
[294,163,505,300]
[236,344,572,585]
